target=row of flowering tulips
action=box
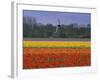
[23,48,91,69]
[23,41,90,48]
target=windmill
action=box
[52,18,61,37]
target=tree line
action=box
[23,16,91,38]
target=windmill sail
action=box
[52,18,61,37]
[55,18,61,32]
[57,18,61,27]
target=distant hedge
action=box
[23,17,91,38]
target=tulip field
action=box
[23,41,91,69]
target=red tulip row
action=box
[23,48,91,69]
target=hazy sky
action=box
[23,10,91,25]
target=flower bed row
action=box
[23,41,90,48]
[23,47,91,69]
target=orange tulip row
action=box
[23,48,91,69]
